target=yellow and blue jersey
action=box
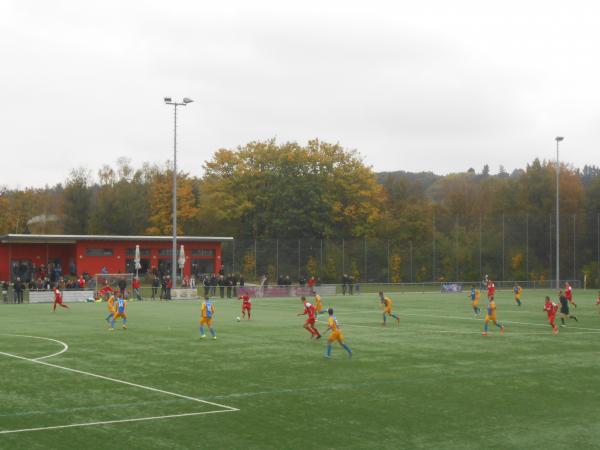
[327,315,344,342]
[486,300,497,319]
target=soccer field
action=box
[1,290,600,449]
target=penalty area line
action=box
[0,409,236,435]
[0,350,237,412]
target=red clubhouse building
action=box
[0,234,233,282]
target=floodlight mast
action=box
[164,97,193,289]
[555,136,564,290]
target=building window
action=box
[86,248,114,256]
[191,259,213,276]
[11,259,33,282]
[126,258,151,275]
[191,248,215,257]
[126,248,151,257]
[158,248,173,257]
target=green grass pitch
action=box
[1,290,600,449]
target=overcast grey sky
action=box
[1,0,599,188]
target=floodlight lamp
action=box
[183,97,194,104]
[164,97,172,103]
[555,136,564,142]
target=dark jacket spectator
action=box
[14,278,24,304]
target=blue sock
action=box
[200,325,205,335]
[105,313,112,320]
[123,318,127,325]
[342,343,352,355]
[110,319,115,328]
[327,344,332,357]
[392,314,399,320]
[383,314,387,324]
[484,322,488,332]
[496,322,502,328]
[209,327,216,337]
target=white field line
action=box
[0,349,238,411]
[324,309,600,332]
[0,410,235,435]
[341,323,600,336]
[0,334,70,361]
[0,335,239,434]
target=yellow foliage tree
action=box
[390,254,402,283]
[146,169,199,235]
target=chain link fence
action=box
[220,213,600,288]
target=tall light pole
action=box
[555,136,564,289]
[164,97,194,288]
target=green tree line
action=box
[1,140,599,285]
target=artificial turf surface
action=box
[1,289,599,449]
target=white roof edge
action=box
[1,234,234,242]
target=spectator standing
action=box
[132,276,142,301]
[203,275,210,297]
[117,277,127,298]
[160,276,167,299]
[210,274,217,296]
[2,281,8,303]
[218,275,225,298]
[14,277,24,304]
[226,275,233,298]
[151,275,160,300]
[166,276,173,300]
[239,275,245,287]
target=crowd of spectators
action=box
[200,273,245,298]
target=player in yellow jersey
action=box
[313,292,327,316]
[323,308,352,358]
[109,295,127,330]
[482,296,504,336]
[379,291,400,326]
[513,284,523,307]
[469,285,481,317]
[105,293,116,325]
[200,296,217,340]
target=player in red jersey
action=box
[596,291,600,315]
[297,296,321,339]
[239,294,252,320]
[543,296,559,334]
[52,285,69,312]
[487,280,496,300]
[564,282,577,308]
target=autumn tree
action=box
[199,139,384,239]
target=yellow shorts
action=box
[108,308,116,314]
[200,317,213,327]
[472,300,479,307]
[328,331,344,343]
[384,307,392,314]
[114,312,126,319]
[485,315,497,323]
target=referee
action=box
[559,290,578,327]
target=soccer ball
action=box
[236,317,241,322]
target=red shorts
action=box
[54,299,63,305]
[305,317,316,326]
[548,314,556,323]
[242,304,251,311]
